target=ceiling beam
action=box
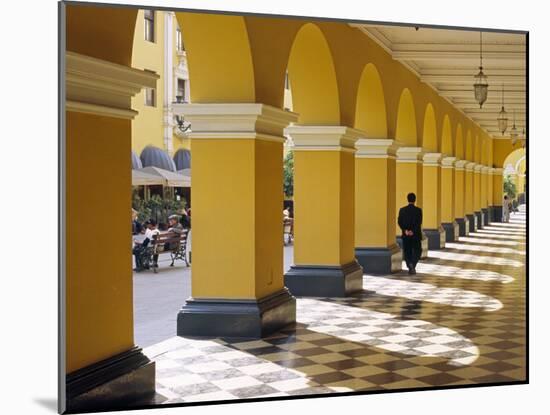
[440,90,526,99]
[393,50,525,61]
[421,74,525,84]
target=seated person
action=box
[163,215,184,252]
[133,219,160,271]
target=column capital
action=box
[474,163,483,173]
[396,146,424,163]
[66,51,159,120]
[454,159,468,170]
[355,138,399,158]
[441,156,457,168]
[481,166,491,174]
[422,152,443,166]
[493,167,504,175]
[284,125,361,152]
[465,162,476,171]
[172,103,299,142]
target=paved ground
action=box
[133,241,295,347]
[130,206,526,405]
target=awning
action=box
[132,169,164,186]
[140,146,177,172]
[139,166,191,187]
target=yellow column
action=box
[422,153,445,249]
[488,167,495,222]
[464,162,477,232]
[454,160,469,236]
[481,166,489,225]
[396,147,428,258]
[355,139,402,274]
[473,164,484,229]
[492,168,504,222]
[64,52,158,410]
[175,103,297,337]
[441,156,459,241]
[285,126,363,297]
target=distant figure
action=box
[503,195,510,223]
[133,219,160,272]
[398,192,423,275]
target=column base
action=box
[66,347,156,413]
[424,226,446,250]
[442,221,459,242]
[397,233,429,259]
[284,260,363,297]
[355,244,402,274]
[490,205,503,223]
[475,211,483,229]
[455,217,469,236]
[177,288,296,338]
[482,208,490,225]
[466,214,477,233]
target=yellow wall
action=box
[191,139,284,299]
[441,166,455,223]
[473,170,481,211]
[66,112,134,373]
[131,10,165,155]
[294,151,354,265]
[493,173,503,205]
[465,169,474,214]
[454,168,465,218]
[422,164,441,228]
[355,157,395,247]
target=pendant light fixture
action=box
[510,110,518,145]
[497,84,508,135]
[473,31,489,108]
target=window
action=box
[144,87,156,107]
[177,79,186,102]
[144,10,155,42]
[176,27,184,51]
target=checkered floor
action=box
[143,208,526,404]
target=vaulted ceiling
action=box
[351,24,527,139]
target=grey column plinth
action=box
[65,347,156,413]
[355,244,402,274]
[424,226,446,250]
[482,208,490,225]
[284,260,363,298]
[177,288,296,338]
[397,232,429,259]
[491,205,503,223]
[442,221,459,242]
[475,211,483,229]
[455,217,469,236]
[466,214,477,233]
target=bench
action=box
[139,230,189,273]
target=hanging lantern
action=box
[473,32,489,108]
[510,111,518,144]
[497,84,508,135]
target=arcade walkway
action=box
[139,208,526,404]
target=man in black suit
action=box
[398,192,423,275]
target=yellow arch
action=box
[441,115,453,156]
[175,12,255,103]
[66,4,138,66]
[503,148,526,171]
[465,130,473,161]
[287,23,340,124]
[455,124,464,159]
[422,103,437,152]
[474,134,482,163]
[395,89,417,146]
[354,63,387,137]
